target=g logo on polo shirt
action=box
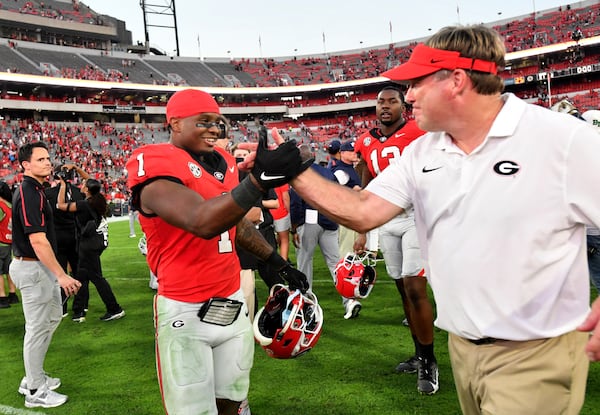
[493,160,520,176]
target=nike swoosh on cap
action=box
[229,166,235,173]
[260,172,286,181]
[422,166,443,173]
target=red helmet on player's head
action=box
[334,253,377,299]
[253,284,323,359]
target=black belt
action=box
[15,256,39,261]
[468,337,500,345]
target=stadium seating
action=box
[0,44,38,73]
[1,0,600,197]
[0,5,593,88]
[0,2,597,88]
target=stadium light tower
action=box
[139,0,181,56]
[532,0,537,43]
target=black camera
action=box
[54,166,74,181]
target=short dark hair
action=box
[18,142,48,166]
[0,181,11,201]
[379,85,405,103]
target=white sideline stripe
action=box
[108,277,395,284]
[0,404,47,415]
[106,216,129,223]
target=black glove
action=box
[267,250,309,293]
[251,135,312,189]
[278,265,309,294]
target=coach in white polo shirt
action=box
[275,24,600,414]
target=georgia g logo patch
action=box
[188,162,202,178]
[493,160,520,176]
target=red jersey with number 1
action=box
[354,119,425,178]
[126,143,241,303]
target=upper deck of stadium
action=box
[0,0,598,90]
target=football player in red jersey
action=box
[126,89,309,415]
[354,86,439,395]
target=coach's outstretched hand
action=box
[238,128,312,189]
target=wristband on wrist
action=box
[230,176,263,211]
[266,249,287,271]
[290,229,297,235]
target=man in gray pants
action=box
[10,142,81,409]
[290,145,360,319]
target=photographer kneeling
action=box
[56,166,125,322]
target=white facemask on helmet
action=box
[334,252,377,299]
[253,284,323,359]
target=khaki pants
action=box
[448,331,589,415]
[338,225,357,259]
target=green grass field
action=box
[0,219,599,415]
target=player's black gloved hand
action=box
[252,135,312,190]
[278,265,309,294]
[267,250,309,293]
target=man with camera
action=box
[45,164,89,317]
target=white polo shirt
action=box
[367,93,600,340]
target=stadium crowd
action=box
[0,114,382,198]
[0,2,598,88]
[1,0,600,412]
[0,120,170,202]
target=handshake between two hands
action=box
[237,127,312,190]
[237,127,311,292]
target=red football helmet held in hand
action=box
[334,253,377,299]
[253,284,323,359]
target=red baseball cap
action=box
[382,44,498,81]
[166,89,220,122]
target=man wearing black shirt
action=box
[10,142,81,409]
[45,164,87,316]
